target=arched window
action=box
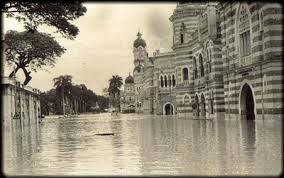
[183,94,190,104]
[182,67,189,81]
[210,90,214,114]
[199,54,204,77]
[180,34,184,44]
[172,75,176,87]
[164,75,168,87]
[160,76,164,88]
[259,11,264,32]
[207,42,213,73]
[193,57,198,79]
[168,74,172,87]
[259,10,265,55]
[237,3,251,58]
[180,22,186,44]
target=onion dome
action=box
[133,31,146,48]
[125,74,134,84]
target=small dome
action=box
[133,31,146,48]
[125,75,134,84]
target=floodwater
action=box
[2,113,282,176]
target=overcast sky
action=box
[3,2,176,95]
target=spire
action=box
[134,29,146,48]
[137,29,142,39]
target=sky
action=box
[3,2,176,95]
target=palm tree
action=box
[53,75,73,115]
[108,75,123,111]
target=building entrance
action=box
[164,103,174,115]
[240,83,255,120]
[200,93,206,118]
[194,95,200,116]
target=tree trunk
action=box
[8,66,20,78]
[21,67,32,85]
[62,88,65,115]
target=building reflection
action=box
[3,119,39,175]
[239,119,256,174]
[215,119,228,174]
[109,114,144,174]
[3,114,282,176]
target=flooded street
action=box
[3,113,282,176]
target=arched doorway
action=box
[240,83,255,120]
[195,95,199,116]
[200,93,206,118]
[164,103,174,115]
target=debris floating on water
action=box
[95,133,114,136]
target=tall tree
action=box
[4,30,65,85]
[108,75,123,110]
[2,2,87,84]
[41,75,108,115]
[1,2,87,39]
[53,75,73,115]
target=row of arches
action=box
[159,67,190,88]
[160,74,176,88]
[162,82,255,120]
[159,53,213,87]
[177,2,258,71]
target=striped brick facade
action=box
[218,2,283,119]
[125,2,282,120]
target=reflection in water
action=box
[240,120,257,174]
[3,113,282,176]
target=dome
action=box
[133,31,146,48]
[125,75,134,84]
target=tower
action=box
[133,31,147,80]
[120,73,135,113]
[169,2,207,47]
[132,31,148,113]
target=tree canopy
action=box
[41,75,109,115]
[108,75,123,110]
[2,2,87,39]
[4,30,65,85]
[2,2,87,85]
[53,75,73,93]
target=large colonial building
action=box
[121,2,283,119]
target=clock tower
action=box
[132,31,148,112]
[133,31,147,82]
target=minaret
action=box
[133,31,147,83]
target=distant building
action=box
[120,74,136,113]
[121,2,283,119]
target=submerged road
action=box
[3,113,282,176]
